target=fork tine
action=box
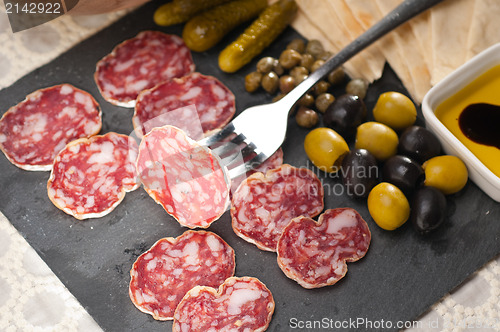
[210,133,245,158]
[198,123,235,148]
[227,153,267,179]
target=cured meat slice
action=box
[129,230,236,321]
[173,276,275,332]
[47,132,139,219]
[0,84,101,171]
[95,31,195,107]
[231,164,324,252]
[136,125,230,228]
[133,73,235,139]
[277,208,371,289]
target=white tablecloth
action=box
[0,4,499,332]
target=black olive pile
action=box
[244,38,369,129]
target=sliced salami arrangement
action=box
[133,72,236,139]
[0,84,102,171]
[136,125,230,228]
[47,132,139,220]
[277,208,371,289]
[129,231,236,320]
[173,276,275,332]
[95,31,195,107]
[231,164,324,251]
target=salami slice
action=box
[95,31,195,107]
[47,132,139,220]
[173,276,275,332]
[231,164,324,252]
[129,230,236,321]
[136,125,230,228]
[133,73,235,139]
[277,208,371,289]
[0,84,102,171]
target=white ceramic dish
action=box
[422,43,500,202]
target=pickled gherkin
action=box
[183,0,267,52]
[218,0,298,73]
[154,0,232,27]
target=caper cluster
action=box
[244,38,369,129]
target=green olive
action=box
[346,78,368,99]
[368,182,410,231]
[327,67,345,85]
[373,91,417,130]
[279,49,302,70]
[256,56,277,74]
[355,122,398,161]
[245,71,262,93]
[295,106,318,128]
[298,93,315,108]
[423,155,468,195]
[305,39,324,58]
[261,71,279,94]
[304,127,349,173]
[286,38,306,53]
[313,80,331,96]
[300,53,315,71]
[279,75,295,94]
[315,93,335,113]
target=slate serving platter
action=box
[1,1,499,331]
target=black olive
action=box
[323,94,367,139]
[398,126,442,163]
[341,149,379,198]
[382,155,424,196]
[410,186,447,235]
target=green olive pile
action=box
[244,38,369,129]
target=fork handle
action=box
[279,0,444,109]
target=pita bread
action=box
[466,0,500,60]
[430,0,474,85]
[375,0,432,103]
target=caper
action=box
[256,56,277,74]
[298,93,315,108]
[261,71,279,94]
[295,106,318,128]
[327,67,345,85]
[279,75,296,94]
[273,62,285,76]
[294,74,308,85]
[313,80,331,96]
[315,93,335,113]
[290,66,309,82]
[318,51,333,61]
[286,38,306,53]
[346,78,368,99]
[273,93,286,102]
[300,53,315,71]
[279,49,302,70]
[311,59,325,72]
[305,39,324,58]
[245,71,262,93]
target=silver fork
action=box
[199,0,444,179]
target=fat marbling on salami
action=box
[136,125,230,228]
[0,84,102,171]
[133,72,235,139]
[129,230,236,320]
[47,132,139,219]
[94,31,195,107]
[173,276,275,332]
[277,208,371,289]
[231,164,324,252]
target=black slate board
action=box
[1,1,499,331]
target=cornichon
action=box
[154,0,232,27]
[218,0,298,73]
[182,0,267,52]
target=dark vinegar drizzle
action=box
[458,103,500,149]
